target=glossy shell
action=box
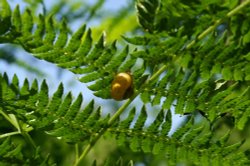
[111,73,133,100]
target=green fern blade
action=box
[41,83,64,125]
[93,87,110,99]
[162,94,175,110]
[77,28,92,56]
[175,97,185,114]
[119,108,136,129]
[66,29,93,70]
[79,71,102,83]
[140,91,151,103]
[133,66,147,87]
[70,66,94,74]
[129,135,141,152]
[118,56,136,72]
[200,151,210,166]
[152,141,165,155]
[182,124,204,144]
[237,107,250,130]
[0,0,11,21]
[141,136,153,153]
[0,138,12,156]
[116,132,127,147]
[31,44,54,54]
[83,107,101,130]
[122,35,149,45]
[85,34,104,62]
[152,93,161,106]
[33,14,45,40]
[184,98,196,113]
[161,110,171,135]
[94,41,116,67]
[211,63,222,74]
[21,9,33,38]
[36,80,49,110]
[74,100,94,123]
[133,106,147,131]
[0,138,50,165]
[65,24,86,52]
[222,140,245,156]
[43,16,56,46]
[1,73,15,101]
[221,66,233,80]
[64,94,83,121]
[147,110,164,133]
[20,78,30,96]
[88,77,113,91]
[56,92,72,117]
[26,18,45,48]
[20,79,38,106]
[11,5,22,33]
[191,129,212,147]
[165,143,177,165]
[171,117,193,139]
[233,66,244,81]
[54,20,68,49]
[245,65,250,80]
[0,0,11,35]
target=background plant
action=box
[1,0,250,165]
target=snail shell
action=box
[111,73,133,100]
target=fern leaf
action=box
[0,1,139,99]
[54,20,68,49]
[136,0,159,33]
[0,137,51,165]
[11,5,22,33]
[64,93,83,120]
[107,107,249,165]
[0,73,109,143]
[0,0,11,35]
[132,106,147,131]
[21,9,33,39]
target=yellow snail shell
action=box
[111,72,133,100]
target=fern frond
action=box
[0,138,23,163]
[0,73,109,143]
[99,157,134,166]
[0,137,52,165]
[122,0,250,129]
[107,108,249,165]
[138,67,250,128]
[0,0,143,100]
[0,0,11,35]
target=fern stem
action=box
[74,65,168,165]
[0,131,20,139]
[186,0,250,49]
[75,144,79,162]
[227,0,250,17]
[108,96,137,125]
[145,65,168,84]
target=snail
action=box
[111,72,133,100]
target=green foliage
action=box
[0,73,108,143]
[0,137,53,165]
[108,108,249,165]
[0,0,141,99]
[1,0,250,165]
